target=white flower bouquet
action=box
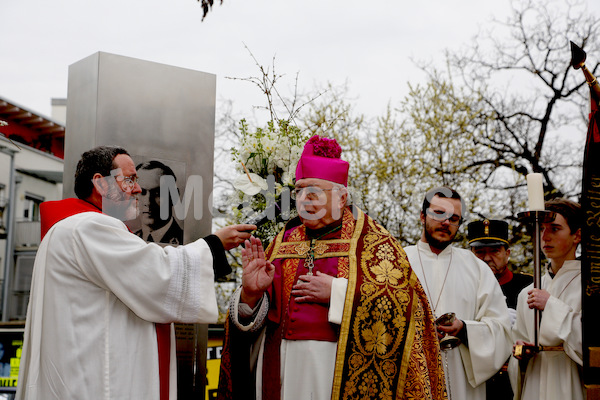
[231,118,309,245]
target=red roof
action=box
[0,97,65,159]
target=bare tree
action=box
[214,0,600,277]
[302,0,600,263]
[440,0,600,199]
[394,0,600,268]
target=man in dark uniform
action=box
[468,219,533,400]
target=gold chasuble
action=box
[218,207,446,400]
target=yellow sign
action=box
[205,338,223,399]
[0,378,17,387]
[0,335,22,387]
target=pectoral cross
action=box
[305,238,316,275]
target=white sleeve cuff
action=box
[229,286,269,332]
[328,277,348,325]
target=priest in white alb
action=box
[404,186,512,400]
[16,146,255,400]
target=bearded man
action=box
[16,146,254,400]
[403,187,512,400]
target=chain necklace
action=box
[304,222,342,275]
[416,243,453,318]
[443,352,453,400]
[417,243,455,400]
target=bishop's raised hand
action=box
[240,236,275,308]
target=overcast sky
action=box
[2,0,599,121]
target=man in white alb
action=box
[404,186,512,400]
[16,146,255,400]
[510,198,584,400]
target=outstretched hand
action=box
[214,224,257,250]
[240,237,275,308]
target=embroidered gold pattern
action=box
[371,259,404,286]
[294,242,310,256]
[282,258,300,306]
[314,241,328,255]
[271,209,357,317]
[276,240,351,259]
[334,214,446,400]
[337,257,349,279]
[362,320,393,355]
[253,207,446,400]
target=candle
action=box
[526,173,545,211]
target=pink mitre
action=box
[295,135,349,186]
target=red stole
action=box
[40,198,171,400]
[156,324,171,400]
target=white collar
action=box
[417,239,453,257]
[549,259,580,277]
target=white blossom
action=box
[233,173,268,195]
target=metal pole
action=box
[533,211,542,347]
[517,209,555,349]
[1,145,18,321]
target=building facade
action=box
[0,96,64,321]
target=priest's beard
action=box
[424,221,455,252]
[102,184,139,222]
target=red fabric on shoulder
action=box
[40,198,102,240]
[497,268,514,286]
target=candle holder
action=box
[517,210,556,349]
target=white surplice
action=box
[404,240,512,400]
[16,212,219,400]
[509,260,583,400]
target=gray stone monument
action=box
[64,51,216,398]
